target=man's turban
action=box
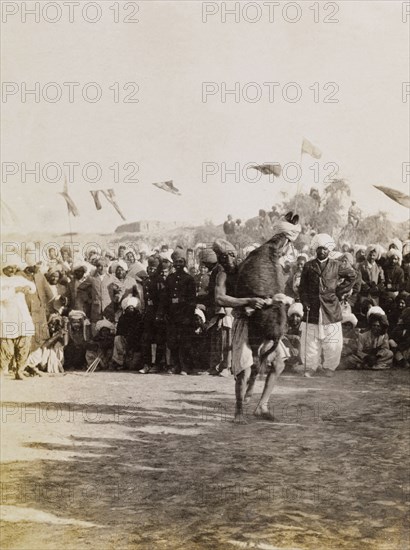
[121,296,141,310]
[311,233,336,251]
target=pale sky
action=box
[1,0,409,234]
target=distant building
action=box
[115,220,182,233]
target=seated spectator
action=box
[26,314,68,375]
[382,249,404,299]
[389,307,410,368]
[85,319,115,371]
[187,307,208,373]
[339,313,359,370]
[112,296,143,370]
[64,310,89,369]
[388,291,409,329]
[358,245,385,305]
[352,307,393,370]
[282,302,303,373]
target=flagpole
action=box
[294,149,303,211]
[64,176,75,255]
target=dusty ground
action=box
[1,369,409,550]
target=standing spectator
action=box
[109,260,139,324]
[390,307,410,368]
[23,260,54,354]
[67,261,89,313]
[223,215,236,237]
[78,258,113,335]
[0,255,36,380]
[140,256,162,373]
[299,234,356,377]
[162,249,196,375]
[285,253,308,300]
[348,201,361,227]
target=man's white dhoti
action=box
[301,316,343,372]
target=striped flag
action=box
[152,180,181,195]
[90,189,126,220]
[59,178,80,216]
[374,186,410,208]
[301,138,322,159]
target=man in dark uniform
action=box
[162,249,196,375]
[139,256,162,373]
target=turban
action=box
[121,296,141,310]
[195,242,207,250]
[68,310,87,320]
[271,220,301,242]
[402,240,410,257]
[311,233,335,251]
[387,248,402,262]
[147,256,160,268]
[124,248,137,261]
[342,313,358,328]
[194,307,206,324]
[213,239,237,257]
[1,253,26,270]
[198,249,217,264]
[340,252,354,266]
[48,313,63,324]
[389,238,402,252]
[95,319,115,333]
[139,243,149,255]
[288,302,304,317]
[171,249,186,262]
[367,306,385,319]
[159,251,173,263]
[111,260,128,273]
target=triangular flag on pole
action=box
[301,138,322,159]
[152,180,181,195]
[59,178,80,216]
[90,189,126,220]
[101,189,126,221]
[251,164,282,177]
[374,186,410,208]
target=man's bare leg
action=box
[234,367,251,422]
[254,370,277,420]
[244,364,258,404]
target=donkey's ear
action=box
[284,212,294,223]
[291,214,299,225]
